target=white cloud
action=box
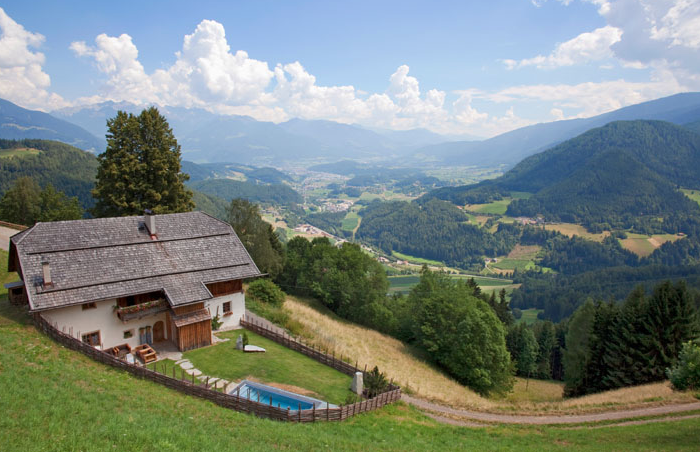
[0,7,65,110]
[508,25,623,69]
[486,68,683,118]
[650,0,700,49]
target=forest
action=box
[0,139,98,208]
[423,121,700,234]
[355,199,518,268]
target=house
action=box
[6,211,262,352]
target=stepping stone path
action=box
[173,358,228,389]
[185,368,202,377]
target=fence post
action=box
[298,404,301,423]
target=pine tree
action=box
[92,107,194,217]
[563,300,596,396]
[533,320,556,379]
[602,286,649,388]
[584,300,620,393]
[641,281,699,380]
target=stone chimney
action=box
[42,261,53,288]
[144,209,157,238]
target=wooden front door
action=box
[153,321,165,342]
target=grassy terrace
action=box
[183,329,353,405]
[2,298,700,450]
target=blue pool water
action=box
[230,380,332,410]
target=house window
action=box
[82,302,97,310]
[222,301,231,315]
[123,329,134,339]
[82,331,100,347]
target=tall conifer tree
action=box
[92,107,194,217]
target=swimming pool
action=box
[229,380,335,411]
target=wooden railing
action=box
[34,313,401,422]
[115,299,169,322]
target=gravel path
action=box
[402,394,700,426]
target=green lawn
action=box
[517,308,544,325]
[2,297,700,451]
[184,329,353,405]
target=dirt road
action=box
[402,394,700,426]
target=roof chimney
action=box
[144,209,157,239]
[42,261,53,288]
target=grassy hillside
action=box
[2,296,700,450]
[281,295,696,413]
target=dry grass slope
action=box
[282,295,698,414]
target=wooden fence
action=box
[33,313,401,422]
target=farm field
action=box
[681,188,700,206]
[465,198,511,215]
[388,274,515,295]
[517,308,544,326]
[0,147,41,158]
[391,251,445,267]
[545,223,610,242]
[490,257,535,272]
[620,233,684,257]
[341,210,360,231]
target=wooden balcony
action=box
[115,299,169,322]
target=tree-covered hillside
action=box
[0,139,98,208]
[356,199,518,268]
[425,121,700,233]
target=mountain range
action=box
[0,99,103,152]
[2,92,700,168]
[413,92,700,168]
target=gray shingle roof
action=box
[12,211,262,311]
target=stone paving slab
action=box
[179,361,194,370]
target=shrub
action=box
[364,366,389,398]
[242,332,249,348]
[211,314,222,331]
[512,308,522,320]
[667,341,700,390]
[247,279,285,306]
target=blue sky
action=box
[1,0,699,137]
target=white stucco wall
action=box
[40,298,168,350]
[205,291,245,332]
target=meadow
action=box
[2,296,699,451]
